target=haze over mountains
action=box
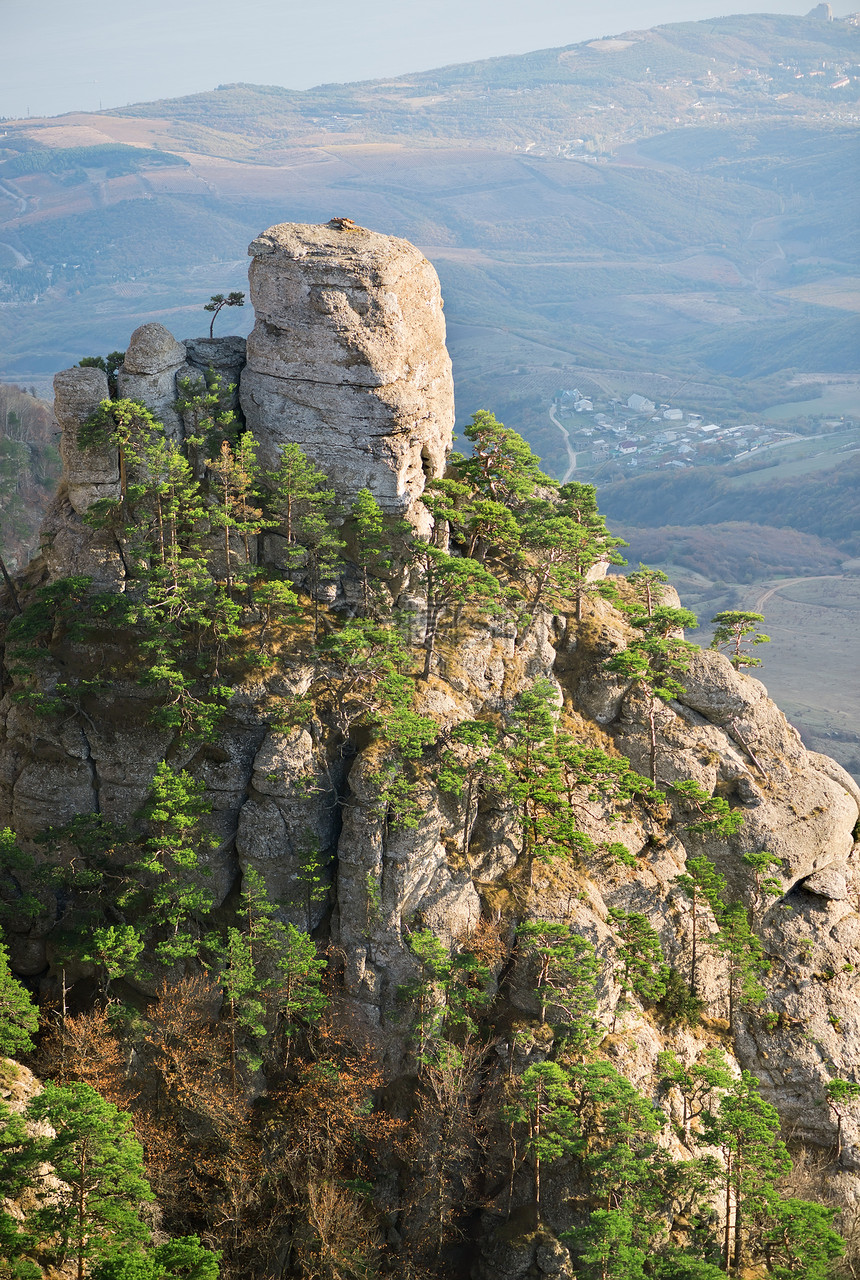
[0,8,857,772]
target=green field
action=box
[725,430,860,487]
[763,387,860,421]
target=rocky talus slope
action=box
[2,221,859,1278]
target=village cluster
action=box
[553,388,807,474]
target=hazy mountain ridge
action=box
[101,12,857,155]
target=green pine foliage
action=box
[0,942,38,1057]
[515,922,601,1053]
[13,1082,154,1275]
[608,908,670,1028]
[709,609,771,670]
[0,1087,220,1280]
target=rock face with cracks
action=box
[240,221,454,532]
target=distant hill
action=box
[600,451,860,555]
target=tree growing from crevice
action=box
[625,563,669,617]
[604,607,699,782]
[608,908,669,1031]
[709,610,770,670]
[674,854,727,997]
[203,291,244,339]
[411,540,499,679]
[515,921,601,1053]
[825,1078,860,1161]
[713,902,768,1036]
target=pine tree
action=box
[264,442,335,549]
[315,616,412,741]
[674,855,727,996]
[505,678,564,871]
[515,922,601,1052]
[608,909,669,1030]
[671,779,745,841]
[713,902,768,1036]
[437,719,510,856]
[205,435,269,596]
[698,1071,791,1273]
[604,608,699,781]
[514,509,600,636]
[760,1197,844,1278]
[0,941,38,1056]
[825,1078,860,1160]
[569,1061,666,1223]
[219,925,268,1095]
[506,482,627,639]
[657,1048,733,1135]
[79,398,162,522]
[709,610,770,670]
[271,923,327,1066]
[203,291,244,338]
[175,369,239,478]
[625,563,669,617]
[212,867,326,1080]
[572,1209,647,1280]
[742,850,783,930]
[401,929,492,1062]
[294,837,329,934]
[461,496,521,565]
[454,410,544,507]
[507,1060,580,1221]
[22,1082,154,1280]
[127,764,214,968]
[556,481,628,619]
[350,487,396,615]
[0,1101,40,1280]
[554,737,658,821]
[82,925,145,999]
[412,541,499,679]
[295,507,345,640]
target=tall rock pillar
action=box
[239,221,454,530]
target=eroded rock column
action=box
[240,221,454,530]
[117,322,188,442]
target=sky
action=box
[2,0,829,120]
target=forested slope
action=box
[1,368,858,1278]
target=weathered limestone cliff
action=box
[2,221,859,1278]
[241,221,454,533]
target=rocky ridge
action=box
[2,221,859,1277]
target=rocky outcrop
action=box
[117,322,188,443]
[182,335,247,415]
[240,221,454,532]
[45,366,125,588]
[53,366,117,516]
[42,221,455,593]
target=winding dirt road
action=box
[751,574,845,613]
[548,403,577,482]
